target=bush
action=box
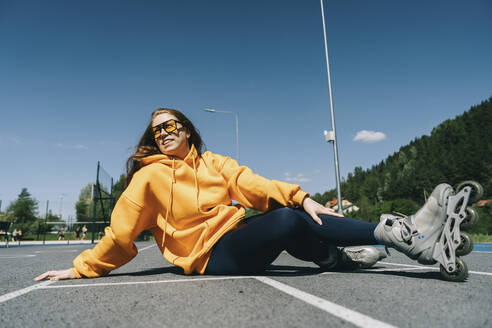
[470,203,492,235]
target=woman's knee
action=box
[270,207,307,233]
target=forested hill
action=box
[313,96,492,219]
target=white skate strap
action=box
[391,216,419,242]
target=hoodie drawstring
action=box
[192,152,202,214]
[162,158,176,248]
[161,152,204,249]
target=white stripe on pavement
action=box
[41,276,251,289]
[0,255,36,259]
[469,270,492,276]
[379,261,492,276]
[138,244,157,252]
[362,267,429,273]
[0,244,154,258]
[0,281,54,304]
[254,276,398,328]
[34,250,78,253]
[0,276,251,303]
[380,262,438,269]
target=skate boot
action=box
[315,245,386,270]
[342,246,387,269]
[374,181,483,282]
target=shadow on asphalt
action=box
[110,266,186,277]
[352,268,446,281]
[108,264,322,278]
[262,264,322,276]
[106,265,448,281]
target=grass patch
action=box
[471,233,492,243]
[16,232,99,241]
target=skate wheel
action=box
[455,181,484,203]
[460,207,479,230]
[456,232,474,256]
[440,258,468,282]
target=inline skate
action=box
[315,245,387,270]
[374,181,483,282]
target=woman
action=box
[34,108,461,281]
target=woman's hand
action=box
[302,197,344,225]
[34,269,76,282]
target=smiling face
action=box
[152,112,191,159]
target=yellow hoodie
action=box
[71,145,308,278]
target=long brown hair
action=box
[125,108,204,186]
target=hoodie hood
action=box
[140,144,199,168]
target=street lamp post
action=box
[320,0,343,214]
[204,108,240,162]
[59,193,67,220]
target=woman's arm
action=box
[207,152,343,223]
[35,172,157,280]
[211,154,306,210]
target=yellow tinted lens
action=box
[164,120,177,133]
[153,120,179,139]
[153,126,161,139]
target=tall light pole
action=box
[320,0,343,214]
[204,108,240,162]
[59,193,67,220]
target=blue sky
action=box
[1,0,491,220]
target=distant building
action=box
[325,197,360,214]
[476,199,492,207]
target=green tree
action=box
[112,174,126,201]
[5,188,39,234]
[7,188,38,223]
[75,174,126,224]
[75,183,93,222]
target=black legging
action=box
[205,207,378,275]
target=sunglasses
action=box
[152,119,184,139]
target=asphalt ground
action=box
[1,242,491,328]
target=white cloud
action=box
[353,130,386,143]
[99,140,124,147]
[284,172,311,182]
[3,137,45,146]
[0,137,87,149]
[11,137,23,144]
[55,142,88,150]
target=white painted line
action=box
[470,270,492,276]
[0,255,36,259]
[473,251,492,254]
[254,276,397,328]
[138,244,157,252]
[40,276,251,289]
[34,250,78,254]
[319,265,431,275]
[380,261,492,276]
[319,271,338,276]
[362,267,429,273]
[0,280,54,304]
[380,262,438,270]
